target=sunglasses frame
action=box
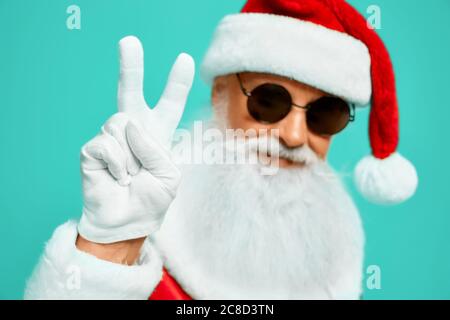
[236,73,355,134]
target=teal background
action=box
[0,0,449,299]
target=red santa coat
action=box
[149,268,192,300]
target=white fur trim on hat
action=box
[354,153,418,205]
[201,13,372,105]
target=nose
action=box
[276,109,308,148]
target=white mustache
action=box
[232,135,321,166]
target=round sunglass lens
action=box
[247,84,292,124]
[307,97,350,135]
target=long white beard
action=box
[155,122,365,299]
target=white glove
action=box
[78,36,195,243]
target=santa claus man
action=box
[25,0,418,300]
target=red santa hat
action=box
[201,0,418,205]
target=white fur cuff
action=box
[24,221,163,300]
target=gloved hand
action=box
[77,36,195,243]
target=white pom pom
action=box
[354,152,418,205]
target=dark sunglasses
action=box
[236,73,355,136]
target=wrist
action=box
[76,234,146,265]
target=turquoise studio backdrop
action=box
[0,0,449,299]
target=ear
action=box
[211,76,228,107]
